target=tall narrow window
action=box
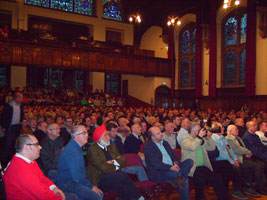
[222,9,247,86]
[74,0,95,15]
[103,0,122,21]
[51,0,73,12]
[178,23,196,89]
[105,73,121,95]
[25,0,49,7]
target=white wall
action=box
[11,66,27,90]
[140,26,168,58]
[91,72,105,93]
[121,74,171,105]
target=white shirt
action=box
[177,128,188,145]
[97,143,120,170]
[255,131,267,146]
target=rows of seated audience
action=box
[0,91,266,200]
[0,86,124,107]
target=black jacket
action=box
[0,101,24,129]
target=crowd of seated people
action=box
[0,86,124,107]
[0,90,267,199]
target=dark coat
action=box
[124,134,143,154]
[111,135,125,154]
[39,135,64,175]
[0,101,24,129]
[144,141,178,183]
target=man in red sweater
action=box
[3,134,75,200]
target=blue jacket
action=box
[56,139,93,189]
[242,131,267,162]
[144,141,179,183]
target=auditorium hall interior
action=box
[0,0,267,200]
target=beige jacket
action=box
[225,134,251,163]
[181,134,215,177]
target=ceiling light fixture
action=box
[167,16,181,26]
[223,0,241,9]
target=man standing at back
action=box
[57,125,103,200]
[0,92,24,166]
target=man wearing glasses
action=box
[3,134,77,200]
[57,125,103,200]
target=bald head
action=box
[181,118,190,130]
[246,121,257,134]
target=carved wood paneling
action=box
[0,40,170,77]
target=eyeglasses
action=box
[26,142,40,146]
[75,131,88,136]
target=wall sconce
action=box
[129,14,142,23]
[167,16,181,26]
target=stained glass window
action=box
[240,49,246,85]
[74,0,95,15]
[192,28,196,53]
[191,57,196,87]
[103,0,122,21]
[180,58,190,88]
[222,9,246,87]
[25,0,49,7]
[179,23,196,89]
[224,17,238,46]
[223,50,237,86]
[240,14,247,44]
[181,30,190,54]
[51,0,73,12]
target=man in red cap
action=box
[87,124,145,200]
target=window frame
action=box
[178,22,196,89]
[221,8,247,88]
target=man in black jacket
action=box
[0,92,24,165]
[39,123,64,182]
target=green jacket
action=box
[86,142,126,185]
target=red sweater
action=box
[3,155,62,200]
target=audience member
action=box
[163,122,178,149]
[144,126,193,200]
[57,125,103,200]
[226,125,266,196]
[211,123,247,199]
[3,134,77,200]
[39,123,64,182]
[243,121,267,162]
[181,122,230,200]
[34,121,47,142]
[0,92,24,165]
[177,118,190,146]
[255,121,267,146]
[87,124,145,200]
[60,116,73,145]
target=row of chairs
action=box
[103,149,182,200]
[0,149,182,200]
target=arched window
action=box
[179,23,196,89]
[222,9,247,86]
[25,0,95,16]
[103,0,122,21]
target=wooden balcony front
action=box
[0,38,171,77]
